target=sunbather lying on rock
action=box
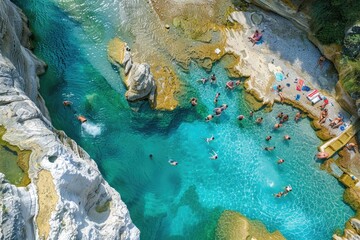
[248,30,263,46]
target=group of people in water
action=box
[63,101,88,123]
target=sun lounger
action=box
[296,79,304,91]
[307,89,322,104]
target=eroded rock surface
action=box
[0,0,139,239]
[108,38,156,107]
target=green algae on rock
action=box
[215,210,285,240]
[0,126,31,187]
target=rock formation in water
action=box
[0,0,139,239]
[108,38,156,107]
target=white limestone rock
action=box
[118,42,156,106]
[0,0,139,239]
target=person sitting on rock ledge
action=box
[318,109,328,125]
[345,143,357,153]
[190,97,197,106]
[77,115,87,123]
[316,151,329,159]
[248,30,263,46]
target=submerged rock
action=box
[215,210,285,240]
[0,0,139,239]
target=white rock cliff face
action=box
[0,0,139,239]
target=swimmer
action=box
[282,114,289,122]
[284,135,291,140]
[294,111,301,122]
[266,136,272,141]
[63,100,72,106]
[209,150,218,160]
[168,159,178,166]
[214,92,220,104]
[214,108,222,116]
[197,78,208,84]
[284,185,292,193]
[77,115,87,123]
[190,97,197,106]
[277,158,285,164]
[316,151,329,159]
[205,115,214,122]
[210,74,216,84]
[226,81,235,90]
[264,146,275,151]
[274,123,282,129]
[277,112,284,119]
[235,80,242,86]
[206,135,215,144]
[149,154,153,160]
[249,111,254,117]
[256,117,263,124]
[237,115,244,121]
[220,104,228,111]
[274,191,284,198]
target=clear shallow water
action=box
[14,0,354,239]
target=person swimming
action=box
[226,81,235,90]
[63,100,72,106]
[205,115,214,122]
[256,117,263,124]
[210,74,216,84]
[237,115,244,121]
[277,112,283,119]
[197,78,208,84]
[284,185,292,193]
[284,135,291,140]
[168,159,178,166]
[77,115,87,123]
[277,158,285,164]
[316,151,329,159]
[264,146,275,151]
[209,150,218,160]
[190,97,197,106]
[294,111,301,122]
[266,136,272,141]
[149,154,153,160]
[274,123,282,129]
[206,135,215,143]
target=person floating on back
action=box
[168,159,178,166]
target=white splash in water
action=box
[81,121,102,137]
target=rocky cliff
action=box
[0,0,139,239]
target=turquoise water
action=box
[14,1,354,239]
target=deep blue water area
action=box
[14,1,354,239]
